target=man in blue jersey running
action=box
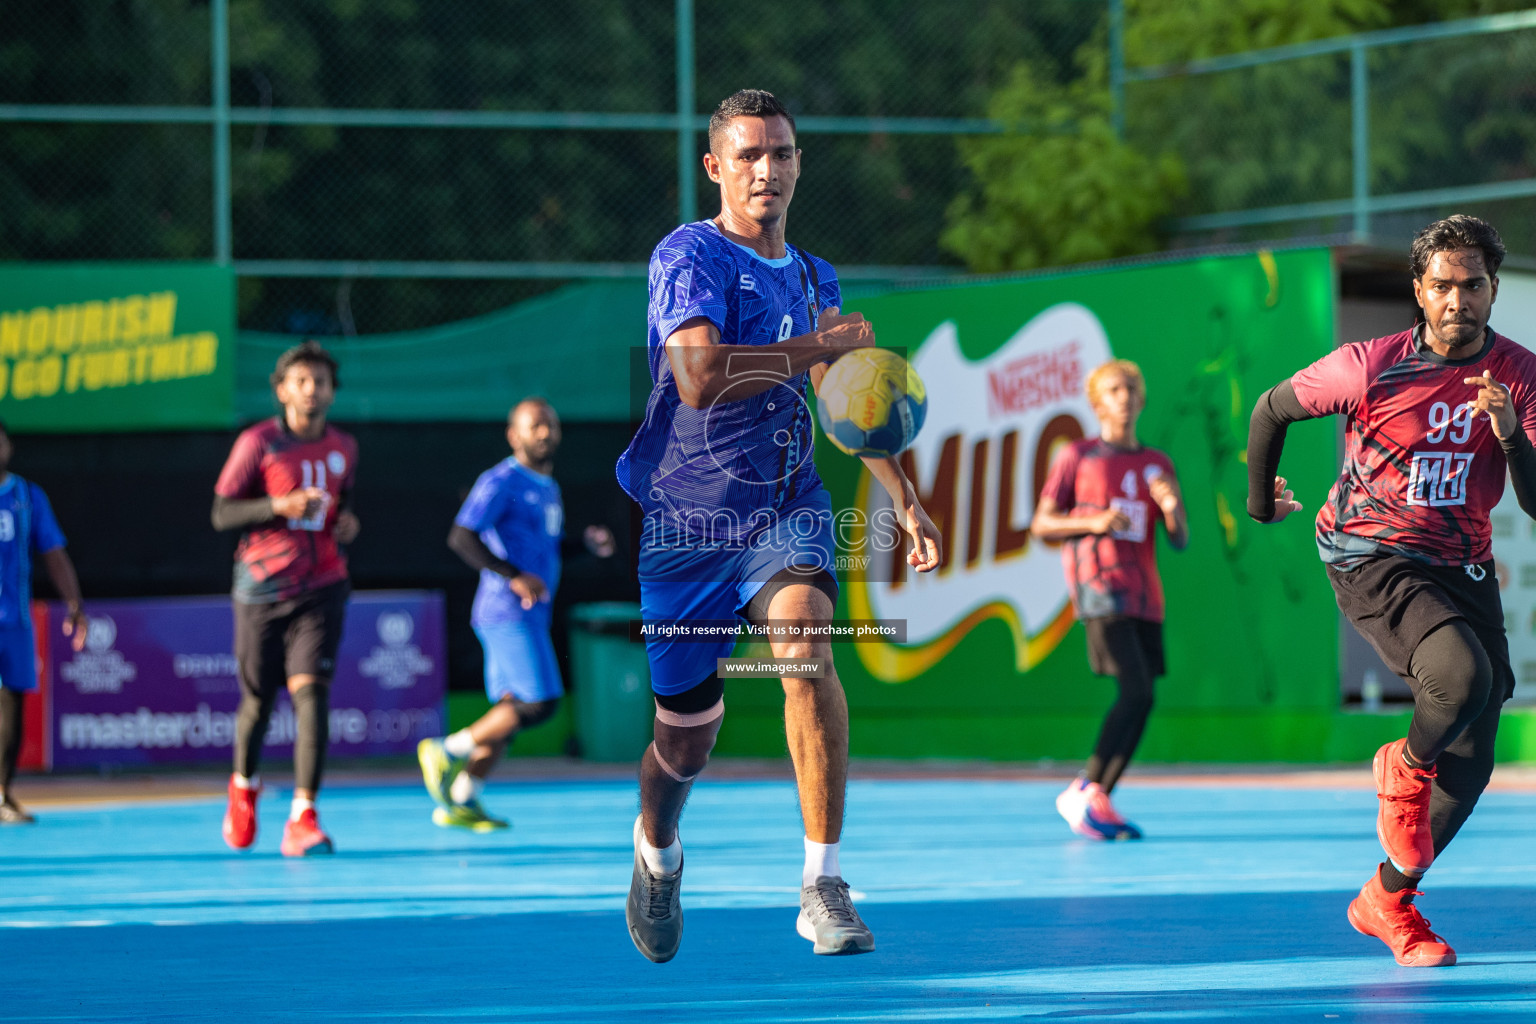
[418,398,613,830]
[616,89,942,962]
[0,422,89,824]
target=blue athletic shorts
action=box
[473,619,564,703]
[0,620,37,693]
[638,489,835,695]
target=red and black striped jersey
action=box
[215,417,358,602]
[1291,327,1536,567]
[1039,438,1178,623]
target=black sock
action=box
[1401,745,1434,772]
[1379,861,1419,901]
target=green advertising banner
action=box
[719,248,1353,761]
[0,263,236,431]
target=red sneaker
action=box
[1373,738,1435,875]
[222,775,259,850]
[281,808,335,857]
[1347,870,1456,967]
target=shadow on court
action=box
[8,887,1536,1023]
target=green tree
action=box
[941,55,1183,273]
[944,0,1394,273]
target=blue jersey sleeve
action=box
[652,236,732,343]
[455,469,509,533]
[28,483,66,553]
[811,255,841,317]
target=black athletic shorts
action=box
[1083,616,1165,679]
[1328,555,1513,701]
[234,580,351,697]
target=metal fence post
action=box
[1108,0,1125,138]
[1350,43,1369,243]
[676,0,696,225]
[212,0,232,264]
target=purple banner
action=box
[49,591,445,768]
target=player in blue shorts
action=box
[0,421,89,824]
[417,398,614,830]
[616,89,942,961]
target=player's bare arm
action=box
[1148,473,1190,549]
[333,489,360,544]
[666,309,874,410]
[508,572,548,610]
[334,510,360,544]
[271,487,326,520]
[862,454,941,572]
[37,547,87,652]
[1031,496,1130,541]
[446,523,545,609]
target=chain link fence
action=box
[1129,11,1536,260]
[5,2,1536,334]
[2,0,1108,332]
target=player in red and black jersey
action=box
[212,341,360,857]
[1035,359,1188,840]
[1248,215,1536,967]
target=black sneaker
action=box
[797,875,874,954]
[0,799,36,825]
[625,816,683,963]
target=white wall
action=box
[1491,270,1536,702]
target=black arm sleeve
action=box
[211,495,277,532]
[447,524,520,579]
[1246,379,1313,523]
[1501,427,1536,522]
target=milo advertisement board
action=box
[721,248,1342,761]
[0,263,236,431]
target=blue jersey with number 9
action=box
[616,220,841,546]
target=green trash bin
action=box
[569,602,653,762]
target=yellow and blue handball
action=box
[815,347,927,458]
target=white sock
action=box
[803,837,840,887]
[233,773,259,790]
[443,729,476,759]
[289,797,315,822]
[635,815,682,876]
[450,771,484,805]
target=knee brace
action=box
[511,697,560,730]
[650,674,725,783]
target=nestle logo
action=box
[986,342,1081,417]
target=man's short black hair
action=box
[270,339,340,389]
[708,89,796,154]
[508,396,554,424]
[1410,215,1506,280]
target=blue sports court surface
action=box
[4,770,1535,1022]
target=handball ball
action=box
[816,347,927,457]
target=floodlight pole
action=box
[1109,0,1126,139]
[677,0,697,225]
[1350,43,1370,243]
[212,0,232,265]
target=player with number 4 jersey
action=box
[1035,360,1188,841]
[1247,216,1536,967]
